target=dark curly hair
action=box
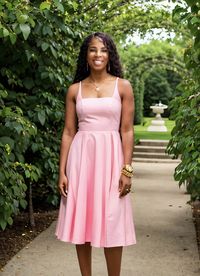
[73,32,123,83]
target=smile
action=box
[93,60,103,65]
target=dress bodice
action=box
[76,77,122,131]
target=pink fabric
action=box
[55,78,136,247]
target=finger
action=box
[61,189,68,198]
[125,184,131,192]
[119,182,126,197]
[119,188,127,198]
[126,186,131,193]
[60,186,68,198]
[118,179,123,192]
[120,191,127,198]
[119,187,131,198]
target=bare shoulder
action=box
[118,78,132,87]
[118,78,134,98]
[66,82,79,101]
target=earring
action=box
[107,62,110,72]
[86,63,89,72]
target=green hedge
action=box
[167,1,200,201]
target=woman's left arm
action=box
[118,79,135,197]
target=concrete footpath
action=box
[1,163,199,276]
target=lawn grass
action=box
[134,117,175,141]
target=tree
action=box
[0,0,182,229]
[121,40,185,124]
[144,69,173,116]
[167,0,200,202]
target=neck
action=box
[89,70,110,83]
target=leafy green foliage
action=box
[167,0,200,201]
[0,0,81,229]
[0,0,144,230]
[0,111,40,230]
[143,68,182,117]
[121,40,185,124]
[0,0,183,229]
[103,2,176,40]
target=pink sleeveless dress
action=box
[55,77,136,247]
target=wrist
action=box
[59,170,66,176]
[121,164,134,178]
[123,164,133,172]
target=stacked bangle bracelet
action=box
[121,164,134,178]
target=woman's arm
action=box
[58,83,78,197]
[118,79,135,197]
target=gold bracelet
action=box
[122,164,133,173]
[121,169,133,178]
[121,164,133,176]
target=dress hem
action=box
[55,235,136,248]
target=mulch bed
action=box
[0,210,58,270]
[0,202,199,271]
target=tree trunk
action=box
[29,182,35,228]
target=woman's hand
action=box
[58,173,68,198]
[119,174,132,198]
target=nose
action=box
[95,50,102,57]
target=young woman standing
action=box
[56,32,136,276]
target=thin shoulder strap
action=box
[113,77,120,100]
[76,81,82,101]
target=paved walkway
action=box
[1,163,199,276]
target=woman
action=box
[56,32,136,276]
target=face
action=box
[87,37,109,71]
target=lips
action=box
[93,60,103,65]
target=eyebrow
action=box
[88,46,107,49]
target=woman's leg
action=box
[76,242,92,276]
[104,246,123,276]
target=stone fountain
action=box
[147,101,168,132]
